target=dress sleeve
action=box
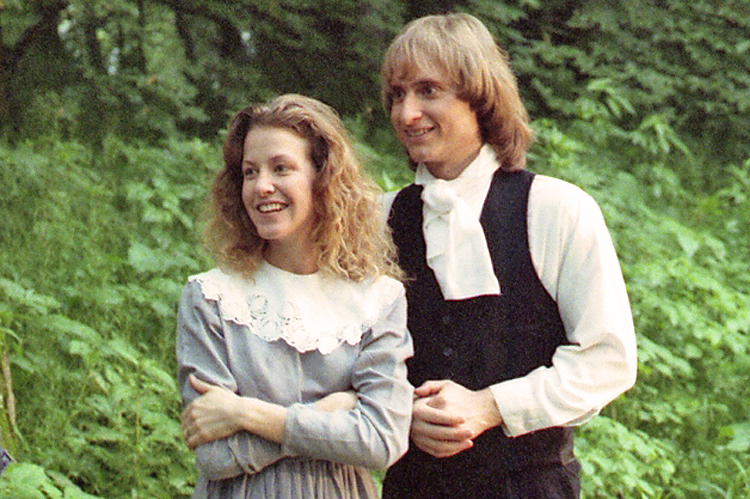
[491,177,638,436]
[175,279,288,480]
[281,284,414,469]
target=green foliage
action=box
[4,0,748,175]
[577,417,676,499]
[0,138,221,498]
[345,114,414,191]
[0,462,103,499]
[529,103,750,498]
[1,0,404,144]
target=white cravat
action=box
[415,144,501,300]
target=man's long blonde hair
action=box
[381,13,533,171]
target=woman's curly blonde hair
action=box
[202,94,402,281]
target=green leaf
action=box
[0,279,60,313]
[68,340,92,358]
[723,422,750,452]
[44,315,101,343]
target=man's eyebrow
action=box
[415,78,443,86]
[391,78,444,88]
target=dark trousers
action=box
[382,460,581,499]
[501,461,581,499]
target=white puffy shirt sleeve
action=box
[491,175,637,436]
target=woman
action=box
[176,94,413,499]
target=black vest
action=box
[383,170,575,499]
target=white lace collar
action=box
[190,262,402,355]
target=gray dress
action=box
[176,262,413,499]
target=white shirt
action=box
[382,148,637,437]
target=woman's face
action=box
[241,126,318,271]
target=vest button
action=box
[441,315,451,325]
[443,347,454,357]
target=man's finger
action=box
[412,418,472,441]
[414,380,448,397]
[412,434,473,458]
[413,400,465,426]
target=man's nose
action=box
[396,92,422,124]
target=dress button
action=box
[443,347,454,357]
[441,315,451,325]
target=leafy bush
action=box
[530,104,750,497]
[0,138,217,498]
[0,462,103,499]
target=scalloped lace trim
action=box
[190,266,400,355]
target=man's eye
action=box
[421,85,437,96]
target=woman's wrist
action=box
[239,397,287,444]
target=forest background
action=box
[1,0,749,498]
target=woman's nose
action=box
[253,170,275,195]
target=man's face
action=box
[389,65,483,180]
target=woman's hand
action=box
[181,375,246,449]
[182,375,288,448]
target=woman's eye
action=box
[243,168,257,178]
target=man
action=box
[380,13,637,499]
